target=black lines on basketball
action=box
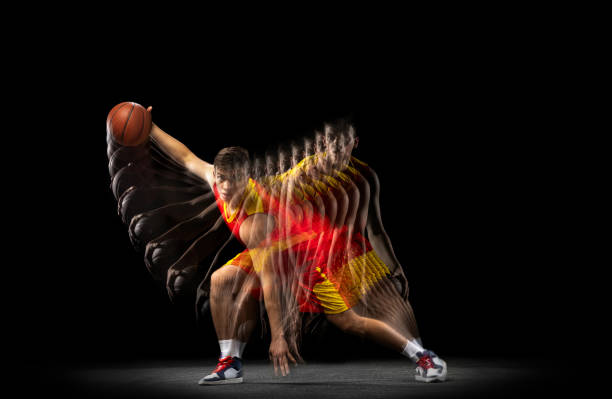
[121,103,136,145]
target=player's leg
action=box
[200,260,261,385]
[209,264,259,344]
[351,276,421,347]
[326,309,447,382]
[347,165,419,341]
[317,247,444,383]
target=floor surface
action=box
[29,356,572,398]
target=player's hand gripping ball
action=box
[107,102,152,146]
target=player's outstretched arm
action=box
[149,115,215,188]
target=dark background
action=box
[16,48,578,371]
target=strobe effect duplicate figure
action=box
[106,102,448,386]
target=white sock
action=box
[229,339,244,358]
[219,339,246,358]
[218,339,232,358]
[401,338,425,362]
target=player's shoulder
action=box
[350,156,379,187]
[350,156,375,174]
[350,155,369,168]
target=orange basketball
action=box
[106,102,152,146]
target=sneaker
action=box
[414,350,447,383]
[198,356,243,385]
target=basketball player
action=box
[149,120,448,385]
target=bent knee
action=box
[211,266,245,295]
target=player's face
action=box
[325,133,357,165]
[326,135,341,162]
[214,167,248,203]
[344,134,357,156]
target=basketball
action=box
[107,102,152,146]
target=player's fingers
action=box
[281,355,289,376]
[147,106,152,112]
[272,356,279,376]
[287,352,297,366]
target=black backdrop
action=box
[17,57,575,368]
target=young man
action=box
[149,120,448,385]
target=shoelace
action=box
[417,354,434,370]
[213,356,234,373]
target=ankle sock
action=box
[218,339,232,358]
[401,338,425,362]
[218,339,247,358]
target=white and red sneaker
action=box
[198,356,243,385]
[414,350,447,383]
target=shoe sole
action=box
[415,374,447,383]
[198,377,243,385]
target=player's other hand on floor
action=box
[269,335,298,376]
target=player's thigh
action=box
[325,309,363,333]
[211,264,256,295]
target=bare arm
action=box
[240,213,297,376]
[240,214,284,338]
[149,121,215,188]
[364,167,403,272]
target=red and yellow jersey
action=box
[261,153,369,202]
[213,178,268,246]
[215,153,389,314]
[213,152,389,314]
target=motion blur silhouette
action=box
[105,102,447,384]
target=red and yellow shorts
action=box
[221,230,391,315]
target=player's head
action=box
[213,146,250,203]
[323,119,359,165]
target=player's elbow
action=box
[183,153,203,170]
[184,155,213,184]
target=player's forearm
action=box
[245,215,285,339]
[260,267,285,339]
[150,123,195,166]
[259,265,284,339]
